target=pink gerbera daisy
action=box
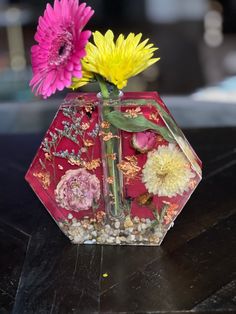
[30,0,94,98]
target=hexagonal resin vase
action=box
[25,92,202,245]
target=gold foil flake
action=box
[136,192,153,206]
[96,210,106,222]
[149,112,160,122]
[81,147,87,153]
[45,153,52,161]
[163,203,179,225]
[83,139,94,147]
[117,156,141,182]
[33,171,51,189]
[101,121,110,129]
[81,122,90,130]
[84,104,94,113]
[106,176,114,184]
[124,216,134,228]
[189,179,197,189]
[124,107,142,118]
[156,135,163,142]
[68,158,81,166]
[83,159,101,170]
[106,153,117,160]
[99,131,120,142]
[108,192,115,204]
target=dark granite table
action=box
[0,128,235,314]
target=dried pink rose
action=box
[132,131,157,153]
[55,168,100,211]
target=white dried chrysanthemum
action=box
[142,144,195,197]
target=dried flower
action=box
[83,139,94,147]
[163,203,179,224]
[99,131,119,142]
[30,0,94,98]
[95,210,106,223]
[136,192,153,206]
[33,171,51,189]
[106,153,117,160]
[117,156,141,183]
[124,107,142,118]
[132,131,157,153]
[101,121,111,129]
[55,168,100,211]
[142,144,195,197]
[106,177,114,184]
[45,153,52,161]
[82,159,101,170]
[84,104,94,113]
[68,158,81,166]
[81,122,90,130]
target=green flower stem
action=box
[96,75,123,217]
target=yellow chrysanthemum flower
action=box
[71,69,94,89]
[142,144,195,197]
[72,30,160,90]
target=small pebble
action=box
[146,218,151,224]
[107,237,115,244]
[141,223,147,230]
[114,221,120,229]
[84,239,96,244]
[91,231,97,237]
[127,234,135,242]
[120,236,126,242]
[88,224,94,230]
[124,216,134,228]
[115,237,121,244]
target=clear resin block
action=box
[26,92,202,245]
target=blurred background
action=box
[1,0,236,132]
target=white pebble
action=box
[107,237,115,244]
[128,234,135,242]
[115,237,121,244]
[91,231,97,237]
[114,221,120,229]
[141,223,147,230]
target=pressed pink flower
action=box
[132,131,157,153]
[55,168,100,211]
[30,0,94,98]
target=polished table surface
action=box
[0,128,235,314]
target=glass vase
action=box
[97,91,128,220]
[25,92,202,246]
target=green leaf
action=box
[123,98,184,138]
[105,110,175,142]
